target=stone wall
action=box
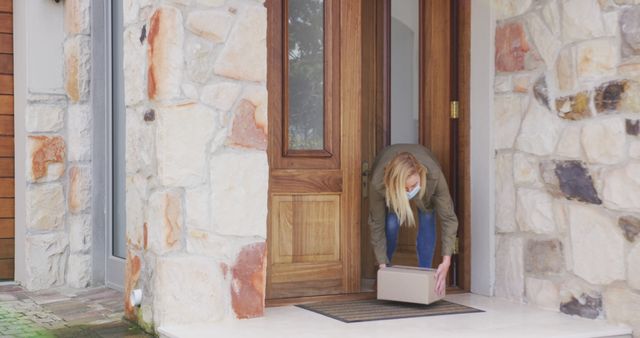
[122,0,269,332]
[24,0,93,290]
[493,0,640,334]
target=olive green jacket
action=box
[368,144,459,265]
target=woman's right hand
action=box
[379,264,387,269]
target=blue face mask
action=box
[406,184,420,200]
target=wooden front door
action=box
[361,0,468,290]
[0,0,14,281]
[266,0,362,299]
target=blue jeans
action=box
[386,209,436,268]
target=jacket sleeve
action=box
[433,172,459,257]
[368,183,389,265]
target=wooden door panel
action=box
[272,194,340,264]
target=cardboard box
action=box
[377,265,445,305]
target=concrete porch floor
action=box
[159,293,633,338]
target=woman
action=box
[368,144,459,296]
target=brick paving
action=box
[0,284,153,337]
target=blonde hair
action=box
[383,152,428,227]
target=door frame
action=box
[265,0,471,305]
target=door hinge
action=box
[450,100,460,120]
[453,237,460,255]
[362,161,370,198]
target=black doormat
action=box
[296,299,484,323]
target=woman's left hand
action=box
[434,256,451,296]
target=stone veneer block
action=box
[124,253,141,319]
[186,10,233,43]
[525,277,560,311]
[533,76,550,109]
[210,150,268,238]
[492,0,532,20]
[513,152,540,186]
[495,235,525,301]
[64,36,91,103]
[153,255,224,327]
[555,91,592,120]
[496,153,516,233]
[618,215,640,242]
[197,0,226,6]
[621,6,640,59]
[602,162,640,211]
[555,125,582,159]
[68,214,91,254]
[66,254,91,288]
[157,103,217,187]
[560,293,603,319]
[627,119,639,136]
[67,104,92,162]
[516,188,556,234]
[567,204,625,284]
[524,239,564,274]
[126,107,155,176]
[603,285,640,334]
[495,21,537,73]
[123,24,147,106]
[26,103,65,133]
[147,6,184,101]
[562,0,605,43]
[231,242,267,319]
[185,187,211,232]
[148,189,184,255]
[576,39,617,81]
[594,80,640,114]
[628,244,640,290]
[27,136,65,182]
[64,0,90,35]
[68,166,92,214]
[26,183,65,232]
[554,161,601,204]
[214,5,266,82]
[494,94,525,150]
[201,82,242,112]
[186,37,217,85]
[125,175,147,250]
[526,14,560,68]
[516,102,562,156]
[228,99,268,150]
[581,118,626,165]
[556,47,576,92]
[25,233,69,290]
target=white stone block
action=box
[562,0,605,43]
[66,254,91,288]
[148,189,184,255]
[26,103,65,133]
[69,214,91,254]
[153,255,225,327]
[68,104,92,162]
[602,163,640,211]
[26,183,65,232]
[513,152,540,186]
[210,150,268,238]
[186,10,233,43]
[556,125,582,159]
[185,186,212,231]
[25,233,69,290]
[492,0,532,20]
[516,102,562,156]
[495,94,525,150]
[581,118,626,165]
[526,277,560,311]
[123,24,147,106]
[568,204,625,285]
[201,82,242,112]
[516,188,556,234]
[496,153,517,233]
[157,103,217,187]
[628,243,640,291]
[214,4,266,82]
[126,107,156,176]
[495,235,525,301]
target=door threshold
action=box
[266,286,468,307]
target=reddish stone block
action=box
[220,263,229,279]
[29,136,65,181]
[231,242,267,319]
[495,22,533,73]
[228,99,268,151]
[124,253,141,319]
[147,7,183,101]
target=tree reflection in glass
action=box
[287,0,324,150]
